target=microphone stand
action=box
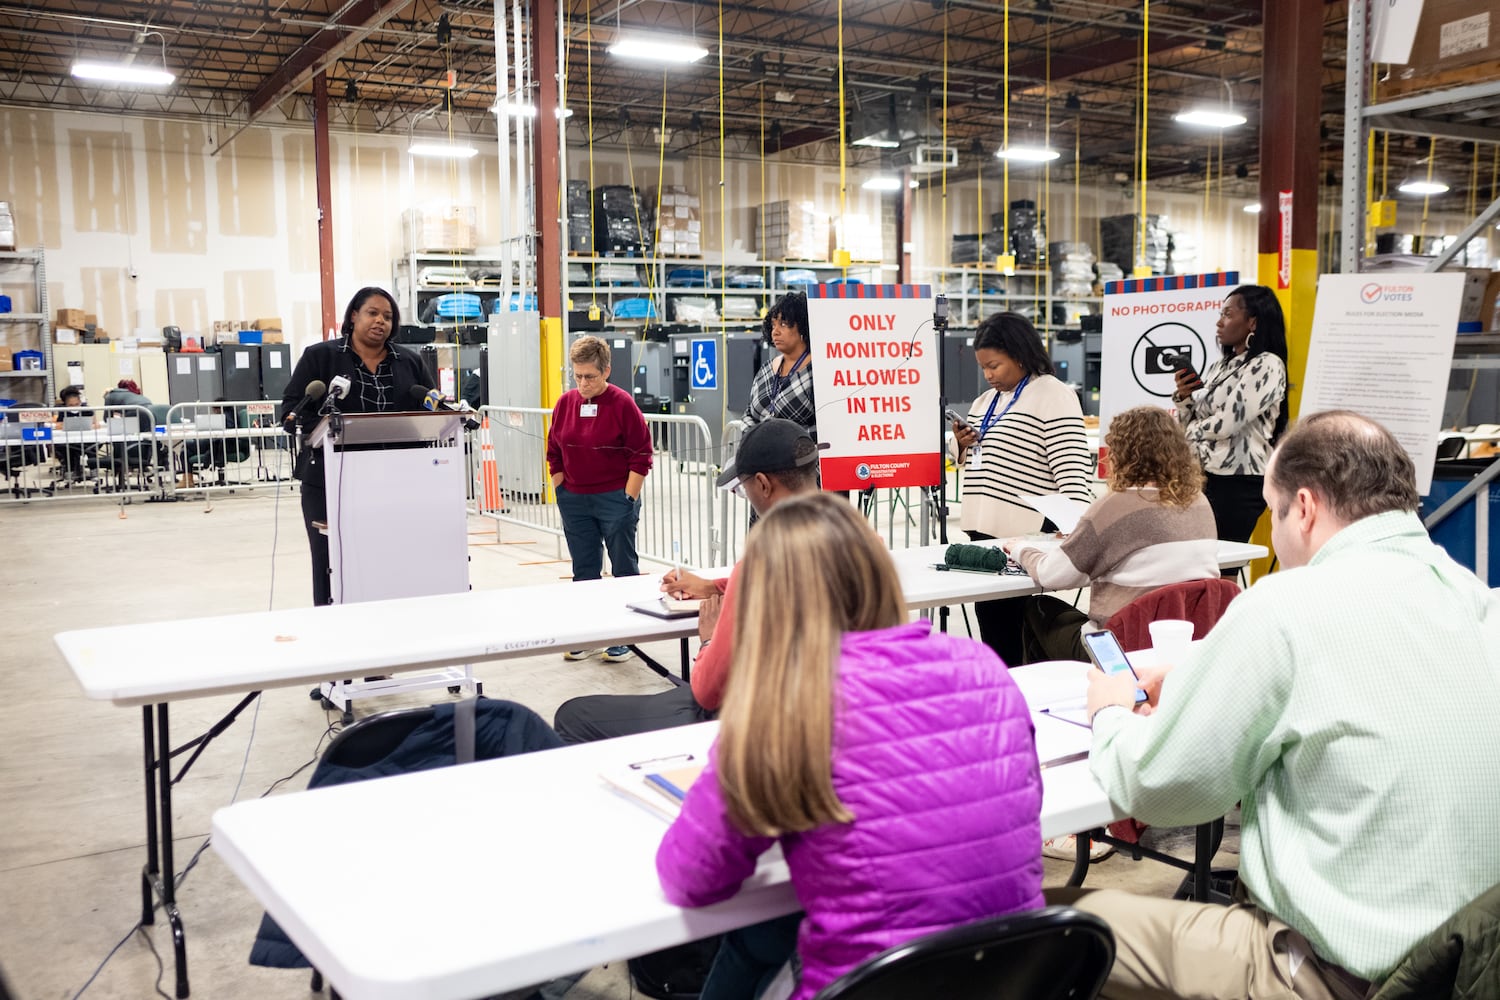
[932,295,952,635]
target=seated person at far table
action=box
[658,493,1042,1000]
[53,384,97,480]
[551,418,821,743]
[1052,410,1500,1000]
[1004,404,1219,663]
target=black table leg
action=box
[142,702,191,997]
[679,636,691,682]
[627,644,672,679]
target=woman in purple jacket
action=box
[655,493,1044,1000]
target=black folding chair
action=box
[813,906,1115,1000]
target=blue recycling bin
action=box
[1420,462,1500,576]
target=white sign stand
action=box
[807,285,941,490]
[1300,272,1465,495]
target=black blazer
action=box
[281,337,432,488]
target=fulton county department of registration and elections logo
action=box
[855,463,872,481]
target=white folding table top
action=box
[213,662,1121,1000]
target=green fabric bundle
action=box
[944,543,1008,573]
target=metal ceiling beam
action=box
[244,0,414,122]
[1371,115,1500,147]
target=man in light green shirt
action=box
[1052,411,1500,999]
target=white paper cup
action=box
[1148,619,1194,666]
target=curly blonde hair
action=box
[1105,405,1203,507]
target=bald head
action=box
[1268,410,1418,524]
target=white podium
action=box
[309,410,477,716]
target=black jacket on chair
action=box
[279,337,432,489]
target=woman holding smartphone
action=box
[1173,284,1288,546]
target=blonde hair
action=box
[717,493,905,836]
[569,335,610,370]
[1105,405,1203,507]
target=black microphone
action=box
[410,384,480,430]
[285,379,327,430]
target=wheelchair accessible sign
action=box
[690,338,718,390]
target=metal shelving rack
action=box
[0,248,52,404]
[392,251,520,329]
[1342,2,1500,278]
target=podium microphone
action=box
[319,375,351,415]
[286,379,327,430]
[410,384,481,430]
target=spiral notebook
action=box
[626,596,702,620]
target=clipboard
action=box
[627,598,701,620]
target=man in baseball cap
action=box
[555,418,821,742]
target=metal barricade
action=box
[0,403,162,504]
[162,401,294,497]
[477,405,721,569]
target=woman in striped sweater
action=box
[950,313,1095,666]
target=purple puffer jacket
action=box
[655,620,1044,1000]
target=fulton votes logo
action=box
[1361,282,1414,304]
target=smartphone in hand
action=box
[1082,629,1150,704]
[945,407,971,426]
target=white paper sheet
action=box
[1020,494,1091,534]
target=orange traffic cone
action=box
[477,416,503,513]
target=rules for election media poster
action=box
[807,284,941,491]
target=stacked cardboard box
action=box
[401,205,478,253]
[1387,1,1500,96]
[652,185,702,257]
[756,201,830,262]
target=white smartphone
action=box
[945,407,971,426]
[1081,629,1150,704]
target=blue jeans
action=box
[700,913,804,1000]
[556,485,641,581]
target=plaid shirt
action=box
[349,352,398,413]
[742,356,818,439]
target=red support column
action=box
[313,73,337,340]
[532,0,562,318]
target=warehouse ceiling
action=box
[1,0,1496,200]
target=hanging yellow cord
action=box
[718,0,726,303]
[586,3,597,281]
[1041,17,1050,321]
[1419,138,1437,244]
[1073,116,1080,245]
[836,0,847,267]
[1001,0,1010,267]
[1137,0,1148,271]
[650,67,669,293]
[941,3,949,268]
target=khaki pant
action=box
[1044,888,1373,1000]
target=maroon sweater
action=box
[546,382,653,493]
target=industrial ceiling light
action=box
[409,141,478,158]
[1397,178,1449,196]
[608,34,709,64]
[72,30,175,87]
[1174,108,1247,128]
[1243,203,1262,214]
[996,144,1060,163]
[861,176,903,191]
[1174,78,1246,129]
[852,136,901,149]
[495,101,574,118]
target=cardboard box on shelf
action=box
[54,328,79,344]
[253,317,283,331]
[1387,1,1498,93]
[0,347,11,369]
[260,332,285,344]
[84,313,97,327]
[1457,268,1491,326]
[401,205,478,253]
[1478,271,1500,331]
[57,308,86,329]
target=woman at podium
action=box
[282,287,430,606]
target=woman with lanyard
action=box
[951,312,1094,667]
[1172,283,1288,548]
[742,291,815,439]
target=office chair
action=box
[812,906,1115,1000]
[1435,436,1467,461]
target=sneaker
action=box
[601,646,633,663]
[1042,835,1115,863]
[563,649,598,661]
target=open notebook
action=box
[601,756,707,820]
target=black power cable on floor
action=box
[69,718,342,999]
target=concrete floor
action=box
[0,488,1227,1000]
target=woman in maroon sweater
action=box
[547,335,654,661]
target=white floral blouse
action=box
[1175,352,1287,476]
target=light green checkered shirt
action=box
[1091,510,1500,980]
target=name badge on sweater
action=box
[580,404,598,417]
[968,445,982,469]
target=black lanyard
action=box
[768,350,809,415]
